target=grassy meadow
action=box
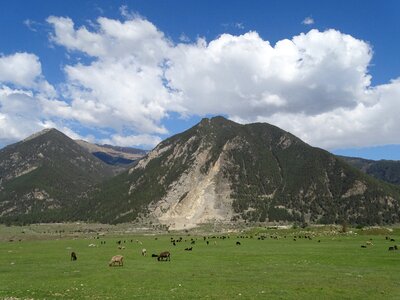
[0,224,399,299]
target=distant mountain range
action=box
[75,140,147,166]
[339,156,400,185]
[1,117,399,227]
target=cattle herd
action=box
[67,233,398,267]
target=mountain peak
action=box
[22,128,59,142]
[199,116,239,128]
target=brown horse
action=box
[157,251,171,261]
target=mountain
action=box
[84,116,400,228]
[0,129,115,224]
[75,140,147,166]
[338,156,400,185]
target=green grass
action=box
[0,226,399,299]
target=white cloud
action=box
[44,15,400,150]
[23,19,39,32]
[179,33,190,43]
[167,29,372,118]
[0,53,42,88]
[302,17,314,25]
[222,22,245,30]
[101,133,162,148]
[3,14,400,152]
[0,85,51,146]
[46,15,183,136]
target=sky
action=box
[1,0,400,160]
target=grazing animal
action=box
[70,252,77,261]
[389,246,395,251]
[366,241,373,246]
[395,245,398,250]
[118,246,125,250]
[109,255,124,266]
[142,248,147,256]
[236,241,241,246]
[158,251,171,261]
[151,254,158,257]
[361,245,367,248]
[390,239,396,242]
[184,247,193,251]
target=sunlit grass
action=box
[0,225,399,299]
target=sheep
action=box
[109,255,124,266]
[366,241,373,246]
[142,248,147,256]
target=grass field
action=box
[0,225,399,299]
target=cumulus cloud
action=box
[100,133,162,148]
[302,17,314,25]
[44,15,400,150]
[46,15,181,135]
[0,85,62,146]
[167,30,372,118]
[179,33,190,43]
[2,13,400,152]
[0,53,42,88]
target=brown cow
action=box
[109,255,124,266]
[157,251,171,261]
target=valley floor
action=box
[0,224,399,299]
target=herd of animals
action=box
[68,233,399,267]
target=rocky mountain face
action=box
[338,156,400,185]
[85,117,400,229]
[75,140,147,166]
[0,129,115,224]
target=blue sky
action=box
[1,0,400,160]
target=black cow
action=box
[236,241,241,245]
